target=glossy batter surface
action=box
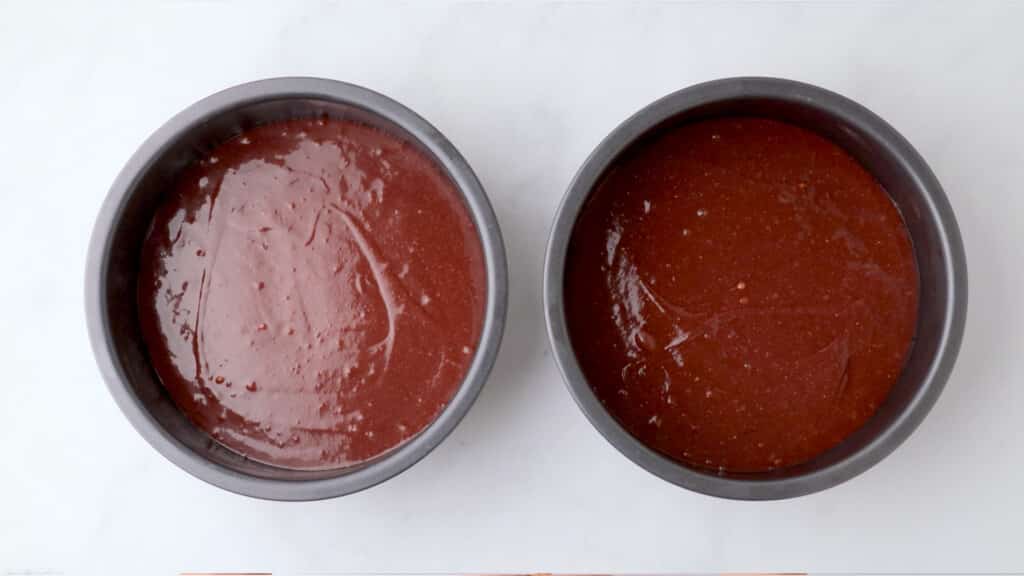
[139,118,486,470]
[565,117,918,473]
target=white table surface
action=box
[2,1,1022,574]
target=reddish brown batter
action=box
[565,117,919,473]
[138,118,486,470]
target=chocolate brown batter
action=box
[138,118,486,470]
[565,117,919,473]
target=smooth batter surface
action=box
[565,117,919,473]
[138,118,486,470]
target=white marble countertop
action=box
[1,1,1022,574]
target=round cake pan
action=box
[544,76,967,500]
[86,77,508,500]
